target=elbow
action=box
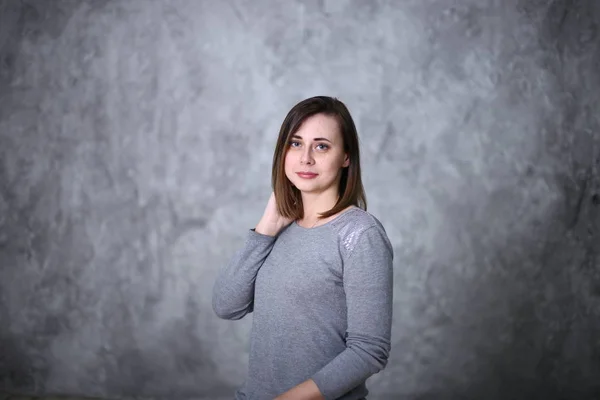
[211,278,255,320]
[212,296,253,320]
[346,333,391,373]
[212,302,231,320]
[213,306,247,320]
[363,347,390,373]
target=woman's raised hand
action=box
[255,192,294,237]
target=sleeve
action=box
[211,229,277,320]
[310,224,394,399]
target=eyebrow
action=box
[291,135,332,143]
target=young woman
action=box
[212,96,394,400]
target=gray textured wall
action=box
[1,0,599,399]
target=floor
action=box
[0,394,228,400]
[1,395,93,400]
[1,394,116,400]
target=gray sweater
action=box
[212,207,394,400]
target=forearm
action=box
[274,379,325,400]
[310,333,390,398]
[212,229,275,319]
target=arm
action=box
[274,379,324,400]
[310,225,394,399]
[212,229,277,320]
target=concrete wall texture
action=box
[0,0,599,399]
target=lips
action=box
[296,172,318,178]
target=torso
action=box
[241,206,386,399]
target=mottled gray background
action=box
[0,0,599,399]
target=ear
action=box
[342,154,350,168]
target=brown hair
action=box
[271,96,367,221]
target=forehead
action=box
[294,114,341,140]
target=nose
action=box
[300,147,314,165]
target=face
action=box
[284,113,350,195]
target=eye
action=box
[316,143,329,150]
[289,140,301,147]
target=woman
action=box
[212,96,394,400]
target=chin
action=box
[297,183,327,195]
[292,181,313,191]
[289,179,313,190]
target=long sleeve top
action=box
[212,207,394,400]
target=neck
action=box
[300,188,340,222]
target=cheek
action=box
[326,156,346,173]
[284,153,295,173]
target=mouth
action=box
[296,172,318,179]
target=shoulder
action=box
[330,207,392,255]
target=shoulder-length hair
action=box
[271,96,367,221]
